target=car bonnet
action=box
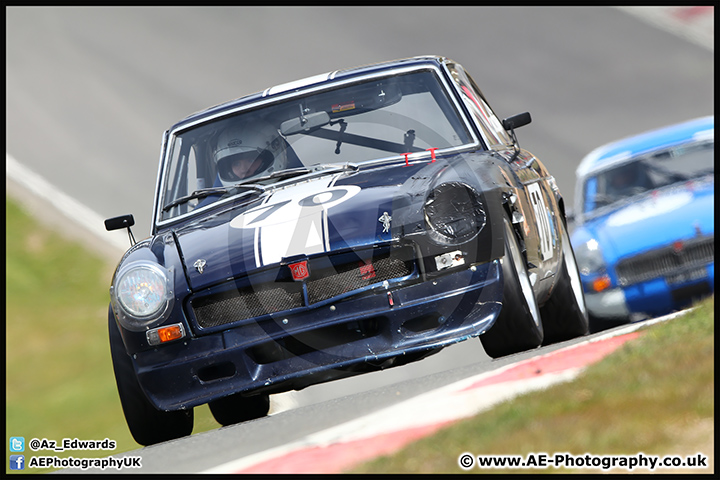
[577,178,714,264]
[172,165,419,291]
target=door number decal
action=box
[527,182,553,260]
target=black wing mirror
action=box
[105,214,136,246]
[502,112,532,160]
[502,112,532,131]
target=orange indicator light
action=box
[147,323,186,346]
[592,275,612,292]
[158,325,184,343]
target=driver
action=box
[214,121,288,184]
[605,161,651,198]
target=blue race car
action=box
[571,116,714,331]
[105,56,588,446]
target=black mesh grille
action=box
[307,255,413,304]
[616,236,714,286]
[190,246,416,330]
[193,285,302,329]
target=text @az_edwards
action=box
[27,437,116,452]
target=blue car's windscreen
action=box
[582,139,714,215]
[160,69,474,221]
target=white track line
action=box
[6,152,128,253]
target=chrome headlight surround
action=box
[110,261,174,332]
[424,182,486,245]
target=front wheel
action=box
[108,308,194,446]
[480,215,544,358]
[540,217,589,344]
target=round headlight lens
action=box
[114,263,172,329]
[425,182,486,244]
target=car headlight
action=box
[111,262,174,331]
[573,238,606,275]
[424,182,486,245]
[572,238,615,292]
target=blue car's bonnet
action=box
[575,178,714,264]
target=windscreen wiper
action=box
[161,184,265,212]
[244,167,312,183]
[161,165,357,213]
[161,168,318,212]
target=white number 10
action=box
[527,182,553,260]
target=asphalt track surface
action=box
[6,6,713,474]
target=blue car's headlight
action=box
[574,238,605,275]
[111,262,174,331]
[424,182,486,245]
[574,238,615,292]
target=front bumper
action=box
[584,288,631,321]
[586,262,714,321]
[133,260,502,411]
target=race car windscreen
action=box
[582,139,714,215]
[159,69,475,221]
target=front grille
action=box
[192,285,303,329]
[307,254,413,304]
[190,245,416,330]
[616,236,714,286]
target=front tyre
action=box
[108,307,194,446]
[540,217,589,344]
[208,391,270,426]
[480,215,544,358]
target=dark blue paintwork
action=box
[108,55,575,413]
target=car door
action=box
[445,61,561,300]
[506,149,563,301]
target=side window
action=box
[583,176,598,214]
[163,138,186,209]
[448,64,512,149]
[162,138,202,217]
[184,148,200,212]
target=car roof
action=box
[168,55,449,132]
[576,115,714,178]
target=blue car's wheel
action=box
[108,307,194,446]
[208,391,270,426]
[480,215,544,358]
[541,217,589,344]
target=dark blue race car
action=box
[105,56,588,446]
[570,115,714,331]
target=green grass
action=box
[5,195,714,474]
[5,197,218,474]
[351,296,714,473]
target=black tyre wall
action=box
[108,307,194,446]
[480,216,544,358]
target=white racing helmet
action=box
[214,121,287,183]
